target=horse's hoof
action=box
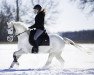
[9,67,12,69]
[42,65,50,70]
[9,66,13,69]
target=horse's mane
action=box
[11,21,30,35]
[13,21,28,30]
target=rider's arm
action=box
[29,11,45,29]
[28,24,36,29]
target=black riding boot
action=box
[32,40,38,53]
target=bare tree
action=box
[16,0,19,21]
[16,0,22,21]
[19,0,34,24]
[0,0,15,42]
[19,0,59,26]
[11,0,59,27]
[30,0,59,25]
[71,0,94,14]
[1,0,15,22]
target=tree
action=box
[19,0,59,26]
[15,0,22,21]
[30,0,59,25]
[0,0,15,42]
[71,0,94,14]
[16,0,19,21]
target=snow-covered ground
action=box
[0,43,94,74]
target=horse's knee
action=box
[13,52,18,62]
[13,50,23,62]
[13,55,17,62]
[13,51,16,55]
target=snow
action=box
[0,68,94,75]
[0,44,94,74]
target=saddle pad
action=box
[29,30,50,46]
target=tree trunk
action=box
[16,0,19,21]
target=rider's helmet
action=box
[33,4,42,11]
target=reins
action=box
[15,30,29,37]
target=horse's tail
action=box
[63,37,91,54]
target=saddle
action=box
[29,29,50,46]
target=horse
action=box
[7,21,88,69]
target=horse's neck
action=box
[14,23,27,35]
[18,32,29,41]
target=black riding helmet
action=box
[33,4,42,11]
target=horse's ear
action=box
[7,22,9,25]
[10,21,14,25]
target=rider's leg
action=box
[32,41,38,53]
[34,29,44,40]
[32,29,44,53]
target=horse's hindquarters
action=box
[49,34,65,53]
[38,34,65,54]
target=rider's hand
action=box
[28,27,31,31]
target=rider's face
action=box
[34,9,38,14]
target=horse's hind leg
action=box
[9,49,25,69]
[43,53,54,68]
[55,53,64,67]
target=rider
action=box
[29,4,45,53]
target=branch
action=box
[31,0,35,6]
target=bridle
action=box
[7,25,29,37]
[15,30,29,37]
[7,26,15,36]
[7,23,29,42]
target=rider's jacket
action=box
[29,11,45,30]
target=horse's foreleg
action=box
[9,49,25,69]
[43,53,54,68]
[9,53,20,69]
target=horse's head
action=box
[7,21,15,42]
[7,21,28,42]
[7,21,14,29]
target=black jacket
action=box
[29,11,45,30]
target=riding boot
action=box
[32,40,38,53]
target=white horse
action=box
[7,21,87,69]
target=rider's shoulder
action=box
[39,11,45,15]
